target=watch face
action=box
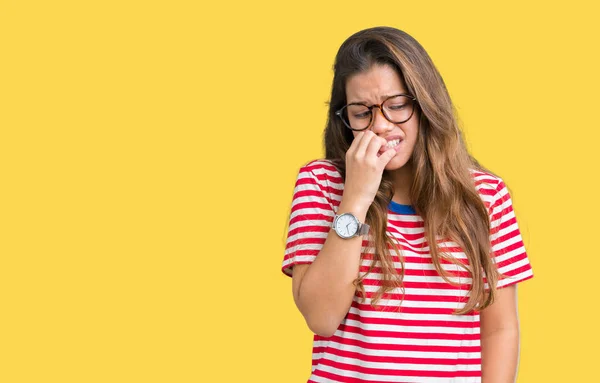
[334,213,359,238]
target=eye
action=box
[388,103,407,110]
[347,105,370,119]
[353,111,372,119]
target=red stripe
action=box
[289,213,332,226]
[316,358,481,378]
[316,335,481,353]
[502,263,533,278]
[345,313,478,328]
[492,238,525,257]
[354,303,469,316]
[490,215,517,237]
[291,201,333,213]
[357,291,469,303]
[285,237,326,250]
[313,172,343,184]
[322,347,481,366]
[282,249,318,263]
[476,185,496,197]
[496,251,528,269]
[287,225,330,237]
[361,279,470,290]
[489,191,511,219]
[387,219,424,228]
[293,189,329,200]
[359,266,471,278]
[360,253,469,265]
[337,323,480,341]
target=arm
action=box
[291,200,368,338]
[290,131,397,337]
[480,284,520,383]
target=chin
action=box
[384,153,411,171]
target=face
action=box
[345,64,419,171]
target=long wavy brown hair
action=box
[324,26,505,314]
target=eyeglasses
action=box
[335,94,417,131]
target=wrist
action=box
[332,211,370,239]
[337,199,369,222]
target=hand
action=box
[342,130,396,213]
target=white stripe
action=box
[385,225,425,235]
[348,307,480,322]
[491,232,522,253]
[305,163,340,178]
[362,284,470,297]
[342,318,480,335]
[313,364,482,383]
[291,194,332,205]
[493,245,525,264]
[283,255,317,268]
[313,340,482,360]
[388,212,424,224]
[284,242,323,255]
[358,272,473,285]
[318,354,482,372]
[497,269,533,288]
[290,206,334,220]
[493,213,519,239]
[286,231,329,244]
[388,214,423,222]
[307,373,338,383]
[356,297,468,310]
[297,176,344,193]
[498,257,530,275]
[376,239,431,252]
[293,175,342,195]
[332,328,480,347]
[489,190,511,218]
[360,259,470,272]
[288,220,332,233]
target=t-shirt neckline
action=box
[388,200,416,215]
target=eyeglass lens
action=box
[340,95,414,131]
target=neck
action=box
[387,161,414,205]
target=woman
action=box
[282,26,533,383]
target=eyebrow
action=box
[347,93,407,104]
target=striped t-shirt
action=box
[282,159,534,383]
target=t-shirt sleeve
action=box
[281,162,339,277]
[486,178,534,290]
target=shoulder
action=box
[469,168,506,211]
[300,159,340,174]
[297,159,343,183]
[293,159,344,203]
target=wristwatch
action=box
[332,213,370,239]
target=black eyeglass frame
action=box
[334,93,418,131]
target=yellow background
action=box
[1,1,598,382]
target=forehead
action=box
[345,64,407,104]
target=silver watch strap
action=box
[358,222,370,236]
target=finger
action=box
[355,130,376,157]
[377,147,397,168]
[347,130,366,155]
[365,135,387,160]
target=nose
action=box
[370,106,393,134]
